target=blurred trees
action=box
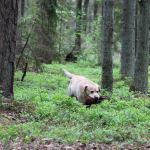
[16,0,58,71]
[16,0,124,69]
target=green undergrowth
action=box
[0,61,150,148]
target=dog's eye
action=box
[91,91,94,94]
[96,91,99,93]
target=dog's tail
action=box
[63,69,75,79]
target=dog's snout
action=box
[94,96,99,100]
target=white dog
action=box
[63,69,100,104]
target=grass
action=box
[0,61,150,149]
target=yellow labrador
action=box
[63,69,100,104]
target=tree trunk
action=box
[83,0,89,32]
[16,0,25,56]
[0,0,18,98]
[135,0,139,57]
[101,0,114,93]
[120,0,136,77]
[94,0,99,20]
[130,0,150,94]
[88,0,94,33]
[99,0,104,65]
[74,0,82,55]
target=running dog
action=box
[63,69,100,104]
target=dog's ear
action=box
[82,85,88,92]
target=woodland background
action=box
[0,0,150,149]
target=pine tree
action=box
[0,0,18,98]
[101,0,114,93]
[130,0,150,94]
[120,0,136,77]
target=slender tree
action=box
[16,0,25,57]
[94,0,100,20]
[83,0,89,32]
[130,0,150,94]
[113,1,123,52]
[101,0,114,93]
[88,0,94,33]
[0,0,18,98]
[120,0,136,77]
[135,0,139,56]
[74,0,82,55]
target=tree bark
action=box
[130,0,150,94]
[101,0,114,93]
[120,0,136,77]
[0,0,18,98]
[135,0,139,56]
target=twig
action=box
[21,63,28,81]
[16,34,31,69]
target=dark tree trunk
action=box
[0,0,18,98]
[120,0,136,77]
[135,0,139,57]
[83,0,89,31]
[74,0,82,55]
[21,0,25,16]
[130,0,150,94]
[101,0,114,93]
[94,0,99,20]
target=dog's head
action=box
[82,84,100,99]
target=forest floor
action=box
[0,96,150,149]
[0,105,150,150]
[0,62,150,150]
